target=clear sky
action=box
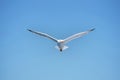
[1,0,120,80]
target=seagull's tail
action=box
[63,46,68,50]
[55,46,68,50]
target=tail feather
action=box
[55,46,68,50]
[63,46,68,50]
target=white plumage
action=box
[27,28,95,52]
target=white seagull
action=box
[27,28,95,52]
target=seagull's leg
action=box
[60,49,62,52]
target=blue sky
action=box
[1,0,120,80]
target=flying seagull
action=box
[27,28,95,52]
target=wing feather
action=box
[64,28,95,43]
[27,29,58,42]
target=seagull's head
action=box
[57,40,64,43]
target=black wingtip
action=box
[27,29,32,32]
[90,28,95,31]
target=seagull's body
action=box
[28,28,95,52]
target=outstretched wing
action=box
[27,29,58,42]
[63,28,95,43]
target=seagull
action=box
[27,28,95,52]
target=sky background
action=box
[1,0,120,80]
